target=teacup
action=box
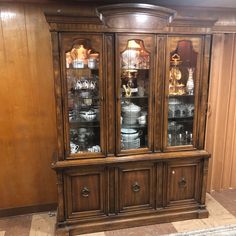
[75,80,83,90]
[137,115,146,125]
[83,80,89,89]
[70,142,79,154]
[89,81,96,90]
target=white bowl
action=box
[80,111,96,121]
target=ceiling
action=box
[4,0,236,9]
[70,0,236,8]
[150,0,236,8]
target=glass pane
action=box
[167,40,197,146]
[66,41,101,154]
[120,39,150,151]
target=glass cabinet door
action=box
[61,34,105,158]
[116,35,155,154]
[165,37,203,150]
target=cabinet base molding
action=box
[56,208,209,235]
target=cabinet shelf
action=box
[70,120,100,128]
[121,68,150,71]
[169,94,194,99]
[121,124,147,129]
[168,116,193,121]
[121,96,148,99]
[67,67,99,71]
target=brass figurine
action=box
[169,53,186,95]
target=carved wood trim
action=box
[96,3,176,30]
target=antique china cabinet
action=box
[45,3,214,235]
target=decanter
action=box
[186,68,195,95]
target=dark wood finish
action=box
[64,167,107,219]
[154,36,166,151]
[45,3,212,235]
[197,35,212,149]
[118,164,155,212]
[105,34,115,156]
[96,4,176,30]
[52,150,210,169]
[166,159,201,204]
[51,31,64,162]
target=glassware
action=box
[167,39,197,147]
[66,42,101,154]
[119,39,150,151]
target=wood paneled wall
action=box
[206,34,236,191]
[0,3,57,209]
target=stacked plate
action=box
[121,128,141,149]
[122,138,140,150]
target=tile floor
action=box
[0,190,235,236]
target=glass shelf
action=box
[67,68,99,71]
[121,96,148,100]
[168,116,193,121]
[169,94,194,99]
[70,120,100,128]
[121,124,147,129]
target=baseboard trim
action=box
[0,203,57,218]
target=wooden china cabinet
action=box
[45,3,214,236]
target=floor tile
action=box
[29,213,56,236]
[172,194,236,232]
[0,214,32,236]
[211,189,236,217]
[80,232,105,236]
[105,223,177,236]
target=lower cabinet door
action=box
[118,163,155,213]
[166,159,202,205]
[64,167,107,219]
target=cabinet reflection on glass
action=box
[66,42,101,154]
[168,40,197,147]
[120,39,150,150]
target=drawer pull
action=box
[178,177,187,188]
[81,187,90,197]
[132,182,141,192]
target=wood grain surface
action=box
[206,33,236,191]
[0,3,57,209]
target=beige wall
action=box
[0,3,57,209]
[206,34,236,191]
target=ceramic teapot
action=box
[71,45,91,60]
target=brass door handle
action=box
[178,177,187,188]
[132,182,141,192]
[81,187,90,197]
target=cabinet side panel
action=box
[105,34,115,155]
[51,32,65,161]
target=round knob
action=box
[132,182,141,192]
[81,187,90,197]
[178,177,187,188]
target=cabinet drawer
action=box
[118,164,155,212]
[65,168,107,219]
[166,160,201,205]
